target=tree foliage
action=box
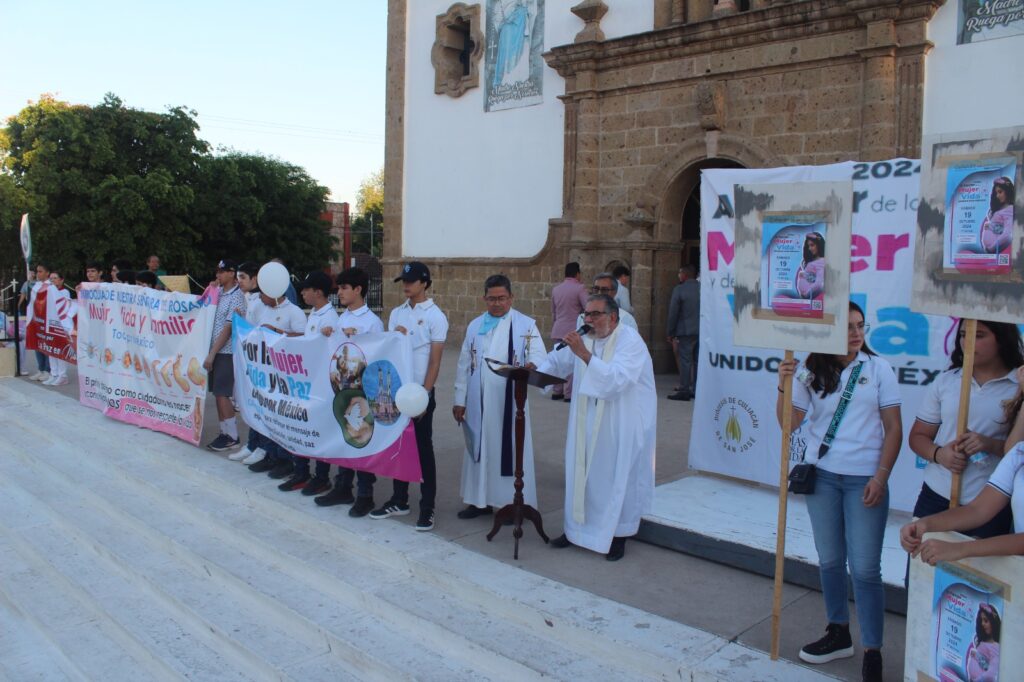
[352,166,383,257]
[0,94,337,281]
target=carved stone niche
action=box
[431,4,484,98]
[695,81,726,131]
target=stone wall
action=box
[385,0,939,367]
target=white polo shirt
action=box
[257,299,307,335]
[388,298,448,386]
[244,292,264,325]
[986,442,1024,533]
[305,302,340,338]
[791,352,902,477]
[338,304,384,336]
[916,368,1019,504]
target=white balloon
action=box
[395,383,429,417]
[258,262,290,298]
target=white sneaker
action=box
[241,447,266,465]
[33,371,50,382]
[229,447,253,462]
[27,371,41,381]
[50,376,69,386]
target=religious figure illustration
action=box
[492,0,533,88]
[329,342,367,393]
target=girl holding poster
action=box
[777,301,902,681]
[981,177,1014,255]
[906,321,1021,538]
[901,369,1024,566]
[795,232,826,300]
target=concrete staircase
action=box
[0,378,834,682]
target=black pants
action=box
[392,390,437,511]
[905,483,1013,587]
[912,483,1013,538]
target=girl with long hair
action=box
[906,320,1022,537]
[777,301,902,681]
[980,177,1014,254]
[901,365,1024,564]
[795,232,826,299]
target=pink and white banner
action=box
[233,315,423,483]
[76,283,216,445]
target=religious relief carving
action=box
[431,3,484,98]
[570,0,609,43]
[695,81,726,131]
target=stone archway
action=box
[640,134,782,370]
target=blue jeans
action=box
[804,469,887,650]
[35,351,50,372]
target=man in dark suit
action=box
[667,265,700,401]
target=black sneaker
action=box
[369,500,410,519]
[315,487,355,507]
[349,497,375,517]
[278,474,310,492]
[550,533,572,548]
[207,434,241,452]
[415,509,435,531]
[248,455,275,473]
[799,623,854,664]
[862,649,882,682]
[301,477,332,496]
[606,536,627,561]
[456,504,493,519]
[268,461,294,479]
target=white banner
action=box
[693,160,953,512]
[77,283,216,445]
[232,316,423,482]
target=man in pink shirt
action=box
[549,262,588,401]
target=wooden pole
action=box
[950,318,977,508]
[771,349,795,661]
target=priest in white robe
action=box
[453,274,547,518]
[537,293,656,561]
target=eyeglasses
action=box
[583,310,608,318]
[484,296,510,303]
[848,322,870,334]
[591,286,614,293]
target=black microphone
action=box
[555,324,592,349]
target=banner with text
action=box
[232,315,423,483]
[693,160,951,512]
[77,283,216,445]
[25,283,77,363]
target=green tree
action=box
[351,166,383,256]
[192,153,336,274]
[1,94,207,277]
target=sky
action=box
[0,0,386,206]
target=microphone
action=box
[555,324,592,349]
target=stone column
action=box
[852,2,901,161]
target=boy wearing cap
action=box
[370,261,448,531]
[205,259,246,452]
[315,267,384,516]
[278,271,340,493]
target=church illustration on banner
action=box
[365,360,401,426]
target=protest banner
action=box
[693,160,950,514]
[232,315,423,483]
[25,282,77,364]
[77,283,216,445]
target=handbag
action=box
[787,361,864,495]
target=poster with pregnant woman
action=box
[760,215,828,319]
[943,156,1016,276]
[931,562,1003,682]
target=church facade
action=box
[384,0,942,368]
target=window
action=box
[432,4,484,98]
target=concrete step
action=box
[0,569,85,682]
[1,377,836,682]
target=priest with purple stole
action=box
[453,274,547,519]
[536,293,657,561]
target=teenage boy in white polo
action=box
[370,261,448,531]
[205,259,246,452]
[315,267,385,517]
[278,271,340,493]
